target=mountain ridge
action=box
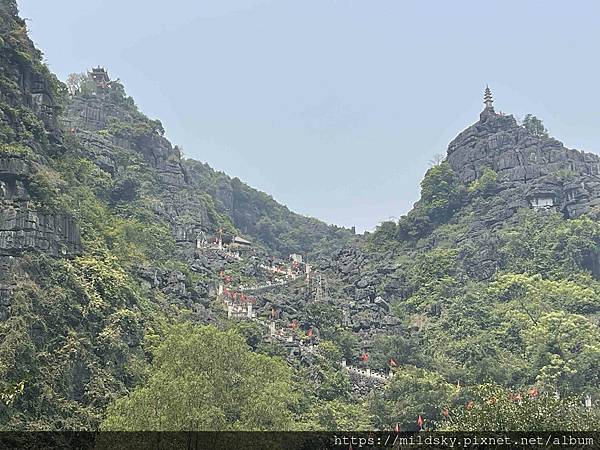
[62,67,353,259]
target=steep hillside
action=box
[0,1,162,428]
[322,91,600,428]
[0,1,81,287]
[0,1,352,430]
[63,72,351,259]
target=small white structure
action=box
[225,300,255,320]
[341,362,393,382]
[290,254,303,264]
[195,232,207,248]
[529,195,555,210]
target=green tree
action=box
[522,114,549,138]
[301,399,372,431]
[468,167,498,196]
[102,325,297,430]
[370,366,458,430]
[419,162,464,223]
[523,312,600,396]
[304,302,342,338]
[441,383,600,431]
[397,247,461,315]
[330,330,359,362]
[500,210,600,278]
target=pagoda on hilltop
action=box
[90,66,109,85]
[484,86,494,111]
[89,66,110,96]
[480,85,497,120]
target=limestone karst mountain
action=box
[0,0,351,429]
[448,92,600,222]
[1,0,600,434]
[317,87,600,346]
[63,67,353,260]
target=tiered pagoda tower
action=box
[484,85,494,111]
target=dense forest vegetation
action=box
[1,0,599,435]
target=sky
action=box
[17,0,600,232]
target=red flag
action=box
[529,387,539,398]
[394,422,401,433]
[417,415,423,428]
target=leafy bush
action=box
[420,162,465,223]
[522,114,549,138]
[468,167,498,196]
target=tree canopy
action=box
[102,325,297,431]
[522,114,549,138]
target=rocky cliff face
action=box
[0,155,80,257]
[65,93,186,186]
[315,100,600,352]
[0,6,82,354]
[3,0,600,426]
[447,107,600,223]
[62,74,351,258]
[0,3,82,311]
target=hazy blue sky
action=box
[18,0,600,232]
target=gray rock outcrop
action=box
[447,108,600,222]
